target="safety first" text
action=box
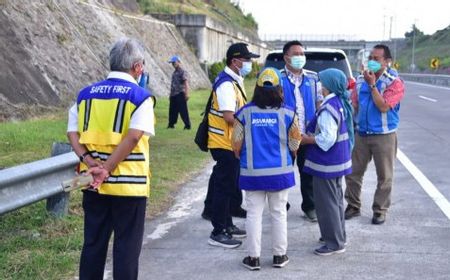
[90,85,132,94]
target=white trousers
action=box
[245,188,289,257]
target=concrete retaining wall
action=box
[152,14,270,64]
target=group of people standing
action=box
[203,41,404,270]
[66,36,404,278]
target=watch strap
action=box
[79,151,91,162]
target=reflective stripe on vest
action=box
[304,95,352,178]
[304,158,352,173]
[356,69,400,134]
[280,70,317,125]
[77,79,152,197]
[89,151,146,162]
[238,105,294,177]
[207,78,246,151]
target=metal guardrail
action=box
[0,143,78,216]
[400,73,450,87]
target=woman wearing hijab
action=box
[301,68,354,256]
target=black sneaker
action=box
[242,256,260,271]
[314,245,345,256]
[319,237,348,246]
[372,213,386,225]
[273,255,289,268]
[227,225,246,238]
[344,205,361,220]
[208,232,242,249]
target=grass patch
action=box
[0,78,256,279]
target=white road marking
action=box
[146,221,177,240]
[397,149,450,220]
[418,95,437,102]
[143,174,208,243]
[405,81,450,91]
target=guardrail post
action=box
[46,142,73,217]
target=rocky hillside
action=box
[0,0,211,121]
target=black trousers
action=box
[79,191,147,280]
[297,145,315,212]
[209,148,240,235]
[168,93,191,128]
[203,165,243,215]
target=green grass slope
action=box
[396,25,450,73]
[138,0,258,32]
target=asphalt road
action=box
[102,81,450,280]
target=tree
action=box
[405,24,424,38]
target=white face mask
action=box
[239,61,253,76]
[290,55,306,70]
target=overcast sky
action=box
[237,0,450,41]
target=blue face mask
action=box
[290,55,306,70]
[239,61,253,76]
[367,60,382,72]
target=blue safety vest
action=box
[235,103,296,191]
[303,95,352,179]
[280,69,319,126]
[356,68,401,135]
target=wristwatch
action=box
[369,84,376,89]
[79,151,91,163]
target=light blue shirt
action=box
[315,93,338,152]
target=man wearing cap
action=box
[206,42,259,248]
[281,40,322,222]
[167,55,191,130]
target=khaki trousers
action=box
[345,132,397,214]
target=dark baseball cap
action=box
[226,43,260,59]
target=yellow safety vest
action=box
[77,79,152,197]
[207,75,246,151]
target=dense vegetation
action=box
[396,24,450,73]
[137,0,258,32]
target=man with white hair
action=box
[67,37,155,280]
